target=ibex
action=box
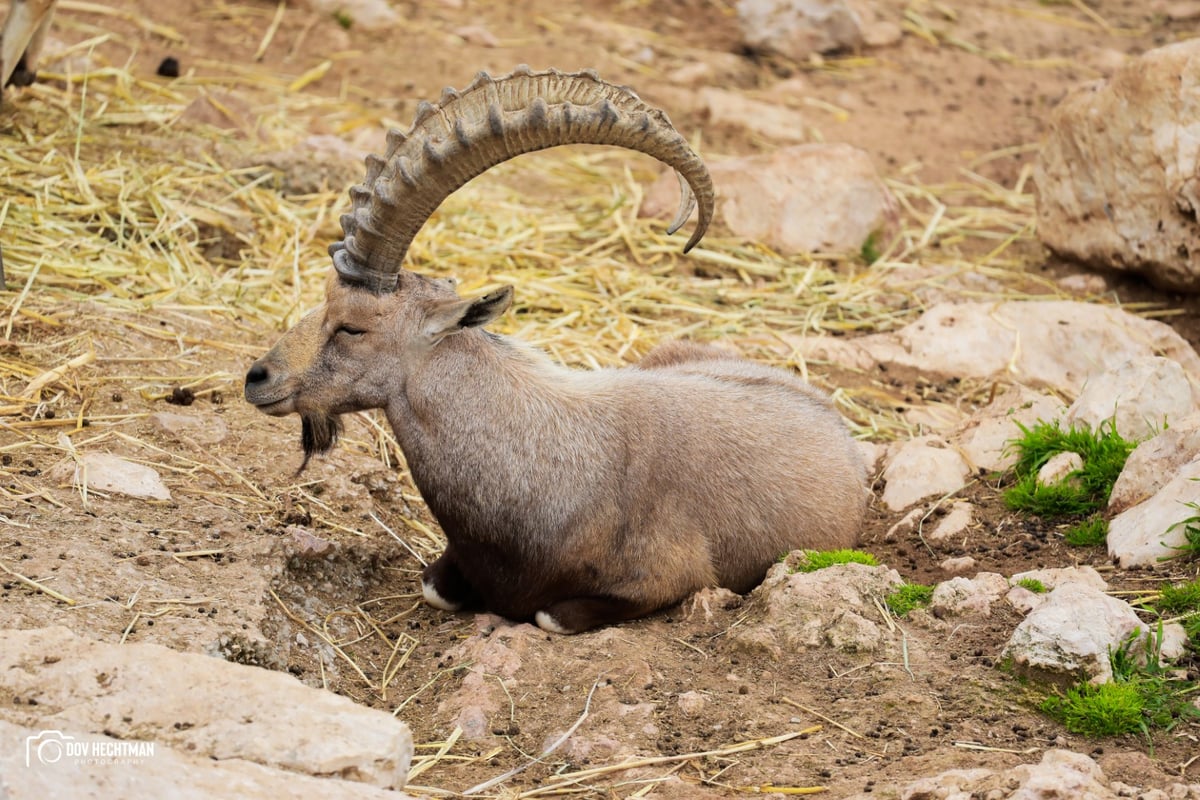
[245,67,869,634]
[1,0,57,98]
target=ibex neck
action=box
[388,329,573,456]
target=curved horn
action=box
[330,65,714,292]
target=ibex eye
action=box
[335,325,365,337]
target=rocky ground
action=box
[1,0,1200,798]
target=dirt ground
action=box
[2,0,1199,796]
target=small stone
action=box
[737,0,864,61]
[1036,451,1083,487]
[930,573,1008,618]
[47,452,172,502]
[453,24,499,47]
[880,437,970,511]
[1057,273,1108,296]
[928,501,974,543]
[938,556,976,575]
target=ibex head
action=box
[244,66,713,469]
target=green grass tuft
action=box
[1040,682,1145,737]
[1064,516,1109,547]
[1041,627,1200,738]
[1156,578,1200,614]
[1003,420,1135,517]
[859,232,882,265]
[887,583,934,616]
[1154,578,1200,651]
[789,549,878,572]
[1015,577,1048,594]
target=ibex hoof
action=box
[421,578,464,611]
[534,610,572,635]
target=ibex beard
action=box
[299,413,343,473]
[245,67,870,634]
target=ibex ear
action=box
[423,286,514,340]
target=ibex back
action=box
[245,67,869,634]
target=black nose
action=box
[245,363,269,387]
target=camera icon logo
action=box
[25,730,74,767]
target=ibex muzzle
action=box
[245,66,869,634]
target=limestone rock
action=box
[303,0,398,31]
[0,720,413,800]
[845,750,1122,800]
[0,627,413,788]
[1006,585,1045,615]
[730,561,904,659]
[929,573,1008,618]
[1109,412,1200,513]
[736,0,863,61]
[1057,272,1109,296]
[1035,39,1200,292]
[938,556,977,575]
[1036,451,1083,487]
[927,500,973,543]
[1107,457,1200,568]
[799,301,1200,395]
[47,452,172,501]
[641,144,898,255]
[1003,583,1150,684]
[880,436,970,511]
[951,386,1066,472]
[1064,357,1199,441]
[1011,565,1108,593]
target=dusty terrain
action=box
[1,0,1199,796]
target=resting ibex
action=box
[1,0,57,98]
[245,67,869,634]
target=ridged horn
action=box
[330,65,714,292]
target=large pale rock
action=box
[47,452,172,501]
[1109,413,1200,512]
[1107,457,1200,567]
[1035,39,1200,292]
[730,561,904,659]
[1003,583,1150,684]
[1065,357,1199,441]
[0,627,413,789]
[799,301,1200,395]
[880,436,970,511]
[737,0,863,61]
[641,144,897,255]
[0,721,412,800]
[951,386,1066,472]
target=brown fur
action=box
[246,271,870,633]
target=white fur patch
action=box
[422,579,462,611]
[534,610,571,635]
